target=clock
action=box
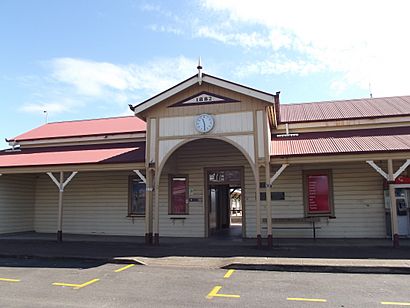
[195,114,214,133]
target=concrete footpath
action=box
[0,232,409,273]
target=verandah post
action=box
[388,159,400,248]
[255,167,262,248]
[145,169,154,245]
[265,164,272,247]
[153,171,160,245]
[57,171,64,242]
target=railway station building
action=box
[0,71,409,247]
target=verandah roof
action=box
[0,142,145,169]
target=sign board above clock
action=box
[169,91,240,108]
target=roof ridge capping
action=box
[38,115,136,125]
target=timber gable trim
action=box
[131,73,275,116]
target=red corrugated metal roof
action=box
[271,127,410,157]
[280,95,410,123]
[0,143,145,168]
[9,116,146,142]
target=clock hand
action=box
[202,119,206,131]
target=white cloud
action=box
[20,102,67,113]
[140,3,161,12]
[140,3,182,23]
[51,58,134,96]
[196,26,271,49]
[148,24,183,35]
[18,56,199,118]
[50,56,197,98]
[19,98,79,115]
[198,0,410,96]
[236,56,323,77]
[330,80,348,95]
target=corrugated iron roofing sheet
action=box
[280,95,410,123]
[10,116,146,142]
[271,127,410,157]
[0,142,145,168]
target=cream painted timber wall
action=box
[0,174,35,234]
[34,171,145,235]
[159,112,254,137]
[32,161,388,238]
[158,138,256,237]
[157,111,256,167]
[262,162,386,238]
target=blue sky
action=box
[1,0,409,147]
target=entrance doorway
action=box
[206,168,244,238]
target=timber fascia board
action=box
[133,74,275,115]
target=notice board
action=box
[306,174,332,215]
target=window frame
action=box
[303,169,335,218]
[128,175,146,217]
[168,174,189,215]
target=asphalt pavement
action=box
[0,232,409,273]
[0,257,409,308]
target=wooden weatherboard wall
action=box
[262,162,386,238]
[7,160,389,238]
[0,174,35,234]
[159,112,254,137]
[31,158,388,238]
[34,171,145,236]
[31,139,258,238]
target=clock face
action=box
[195,114,214,133]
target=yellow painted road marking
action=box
[206,286,240,299]
[115,264,135,273]
[53,278,99,290]
[0,278,20,282]
[382,302,410,306]
[224,269,235,278]
[287,298,327,303]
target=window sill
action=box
[127,214,145,218]
[169,216,188,220]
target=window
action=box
[169,175,188,215]
[128,176,146,216]
[303,170,334,217]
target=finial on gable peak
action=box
[197,57,203,85]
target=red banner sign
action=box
[307,175,330,214]
[395,176,410,184]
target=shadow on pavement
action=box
[0,257,108,269]
[223,263,410,275]
[0,232,409,270]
